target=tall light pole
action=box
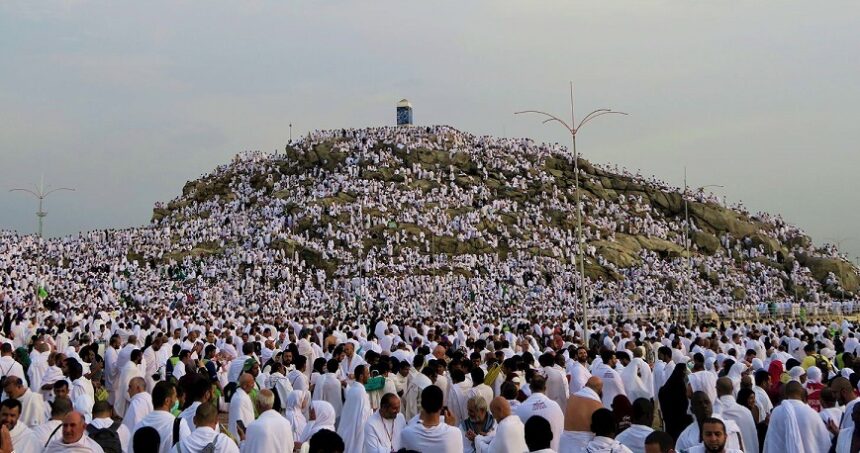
[683,166,723,325]
[826,237,855,301]
[9,176,75,238]
[516,83,627,343]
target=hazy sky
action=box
[2,1,859,260]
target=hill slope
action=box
[138,125,856,320]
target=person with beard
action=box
[684,418,742,453]
[567,346,592,395]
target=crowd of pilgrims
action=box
[3,315,860,452]
[0,125,859,451]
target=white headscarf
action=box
[805,366,822,385]
[299,400,336,442]
[788,366,806,383]
[285,390,310,440]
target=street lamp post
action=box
[826,237,855,301]
[9,176,75,238]
[682,167,724,326]
[516,83,627,343]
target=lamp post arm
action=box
[9,188,42,199]
[576,110,628,132]
[514,111,574,134]
[43,187,75,197]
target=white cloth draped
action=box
[313,373,344,419]
[614,424,654,453]
[476,415,527,453]
[227,387,255,441]
[714,395,759,453]
[285,390,310,441]
[763,399,831,453]
[516,392,564,452]
[337,381,373,453]
[130,409,176,453]
[240,409,294,453]
[620,358,653,401]
[123,391,154,433]
[16,389,46,428]
[171,426,239,453]
[363,411,406,453]
[299,400,337,443]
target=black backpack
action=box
[87,420,122,453]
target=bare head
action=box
[585,376,603,396]
[256,389,275,413]
[489,396,511,422]
[61,412,87,444]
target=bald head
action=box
[716,377,733,397]
[784,381,806,400]
[128,376,146,397]
[239,373,255,392]
[490,396,511,422]
[62,412,87,444]
[585,376,603,395]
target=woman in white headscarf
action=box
[805,366,825,412]
[286,390,311,441]
[727,362,748,396]
[788,366,806,383]
[299,400,337,443]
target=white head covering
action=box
[285,390,310,439]
[806,366,823,385]
[751,358,764,372]
[788,366,806,382]
[299,400,336,442]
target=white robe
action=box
[30,419,63,451]
[584,435,633,453]
[240,409,293,453]
[16,389,46,428]
[566,360,591,395]
[592,363,626,409]
[544,366,570,410]
[515,392,564,452]
[688,370,718,404]
[44,434,106,453]
[27,350,49,391]
[313,373,344,419]
[614,424,654,453]
[105,346,119,402]
[763,399,831,453]
[171,426,239,453]
[130,409,176,453]
[401,373,431,420]
[714,395,759,453]
[363,411,406,453]
[114,361,142,418]
[476,414,527,453]
[123,392,154,433]
[70,377,95,423]
[676,416,743,452]
[338,381,373,452]
[620,358,654,401]
[228,387,255,441]
[9,421,38,453]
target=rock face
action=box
[151,126,858,302]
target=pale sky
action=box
[2,1,859,260]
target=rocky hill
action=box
[144,126,857,318]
